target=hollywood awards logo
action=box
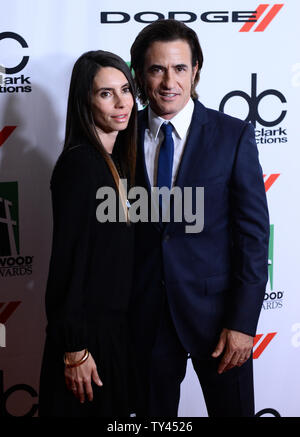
[219,73,288,145]
[263,224,284,310]
[261,174,284,311]
[252,179,281,344]
[0,182,34,278]
[0,32,32,94]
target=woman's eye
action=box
[100,91,111,98]
[123,87,130,93]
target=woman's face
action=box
[91,66,134,135]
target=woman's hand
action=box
[64,350,103,403]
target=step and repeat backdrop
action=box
[0,0,299,417]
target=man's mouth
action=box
[159,92,179,100]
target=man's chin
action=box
[151,102,179,119]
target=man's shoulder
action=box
[137,101,251,133]
[194,100,248,130]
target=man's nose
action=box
[162,69,176,89]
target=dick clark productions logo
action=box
[219,73,287,145]
[0,32,31,94]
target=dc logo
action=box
[0,32,29,75]
[255,408,281,417]
[219,73,287,128]
[0,371,38,417]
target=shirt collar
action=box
[147,98,195,140]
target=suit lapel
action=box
[137,108,162,231]
[174,100,210,190]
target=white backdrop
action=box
[0,0,299,417]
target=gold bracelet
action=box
[64,349,89,368]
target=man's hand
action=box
[212,328,254,374]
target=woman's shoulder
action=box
[58,143,105,165]
[55,143,108,171]
[51,143,107,186]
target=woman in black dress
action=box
[39,50,137,417]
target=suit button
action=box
[164,234,170,242]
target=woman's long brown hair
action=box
[63,50,137,222]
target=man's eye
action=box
[151,67,162,73]
[123,87,131,93]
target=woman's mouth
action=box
[111,114,129,122]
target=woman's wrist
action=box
[64,349,89,368]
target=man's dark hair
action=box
[130,19,203,105]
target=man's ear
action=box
[192,61,199,82]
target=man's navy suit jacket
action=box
[132,99,270,359]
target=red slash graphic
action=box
[253,332,277,359]
[0,302,21,324]
[240,4,283,32]
[263,174,280,192]
[0,126,17,147]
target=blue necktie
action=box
[157,122,174,190]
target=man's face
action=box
[142,39,198,120]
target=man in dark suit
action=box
[130,19,269,417]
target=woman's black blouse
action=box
[44,143,134,352]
